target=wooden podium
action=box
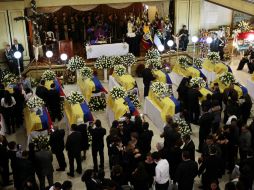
[58,40,74,58]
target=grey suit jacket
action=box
[35,150,54,175]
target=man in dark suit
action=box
[175,151,198,190]
[237,46,254,73]
[139,122,153,155]
[49,126,66,171]
[0,135,10,187]
[76,118,89,160]
[198,146,223,189]
[4,44,15,73]
[47,83,62,122]
[34,147,54,190]
[89,119,106,172]
[142,64,156,97]
[66,124,83,177]
[11,39,24,72]
[198,106,214,151]
[187,84,202,124]
[210,33,220,53]
[35,80,48,104]
[182,134,195,161]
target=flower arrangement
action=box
[0,69,11,82]
[174,118,191,136]
[121,53,136,66]
[66,91,84,104]
[150,82,172,97]
[67,56,86,72]
[31,135,50,151]
[237,20,250,32]
[190,77,206,88]
[41,70,56,81]
[3,73,18,85]
[88,96,106,111]
[128,93,141,109]
[194,58,203,69]
[178,56,190,69]
[219,72,235,85]
[110,86,127,100]
[207,52,220,63]
[79,66,93,79]
[145,48,160,60]
[145,58,162,70]
[95,55,113,69]
[114,65,126,76]
[26,96,45,111]
[31,77,40,88]
[113,56,124,66]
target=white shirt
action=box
[155,159,170,184]
[1,97,16,108]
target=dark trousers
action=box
[68,152,82,174]
[92,147,104,171]
[0,161,9,186]
[144,85,150,97]
[228,145,238,171]
[188,107,200,124]
[37,172,53,190]
[55,151,66,169]
[155,181,169,190]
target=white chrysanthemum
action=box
[27,96,45,110]
[3,73,18,85]
[95,55,114,69]
[207,52,220,63]
[150,82,172,97]
[110,86,127,100]
[121,53,136,66]
[66,91,84,104]
[145,58,162,70]
[41,70,56,81]
[194,58,203,69]
[145,48,160,60]
[114,65,126,76]
[79,66,93,79]
[174,118,191,136]
[67,56,86,72]
[178,56,190,69]
[190,77,206,88]
[219,72,235,85]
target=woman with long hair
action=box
[1,90,16,134]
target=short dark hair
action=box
[95,119,101,127]
[71,124,77,131]
[54,182,62,188]
[143,122,149,130]
[183,134,190,141]
[50,83,55,88]
[62,180,72,190]
[182,150,190,159]
[40,79,45,85]
[151,151,161,160]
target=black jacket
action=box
[142,68,155,86]
[175,159,198,190]
[76,124,89,150]
[187,88,202,110]
[89,126,106,149]
[35,85,48,104]
[49,129,65,153]
[139,130,153,154]
[66,131,83,155]
[182,140,195,161]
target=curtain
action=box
[71,5,98,11]
[38,6,63,13]
[107,3,132,9]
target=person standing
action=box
[66,124,83,177]
[49,126,66,171]
[142,64,156,97]
[182,134,195,161]
[89,119,106,172]
[4,44,15,73]
[175,151,198,190]
[1,91,16,134]
[187,84,202,124]
[179,25,189,51]
[34,146,54,190]
[152,151,170,190]
[139,122,153,155]
[11,39,24,72]
[47,83,62,122]
[35,80,48,104]
[237,45,254,73]
[210,33,220,53]
[76,118,89,161]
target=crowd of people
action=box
[0,74,254,190]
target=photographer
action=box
[237,46,254,73]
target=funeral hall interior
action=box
[1,0,254,189]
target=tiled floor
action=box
[4,56,253,190]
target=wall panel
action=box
[0,11,11,62]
